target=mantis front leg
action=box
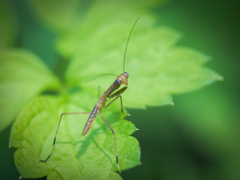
[105,86,128,118]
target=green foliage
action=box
[64,25,221,108]
[0,50,60,131]
[0,0,222,179]
[0,0,17,48]
[10,96,138,179]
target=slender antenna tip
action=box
[123,17,140,72]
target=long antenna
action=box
[86,73,118,83]
[123,17,140,72]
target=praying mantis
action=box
[40,18,139,173]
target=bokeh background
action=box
[0,0,240,180]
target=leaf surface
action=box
[64,20,222,108]
[0,50,60,131]
[10,95,140,180]
[8,0,222,179]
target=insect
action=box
[40,18,140,173]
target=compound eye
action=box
[124,72,129,78]
[116,79,122,84]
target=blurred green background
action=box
[0,0,240,180]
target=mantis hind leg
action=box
[99,111,121,173]
[40,112,90,162]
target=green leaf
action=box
[9,1,221,179]
[52,0,167,58]
[0,49,60,131]
[28,0,167,34]
[0,0,17,48]
[28,0,83,32]
[64,17,222,109]
[10,95,140,179]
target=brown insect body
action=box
[82,72,129,135]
